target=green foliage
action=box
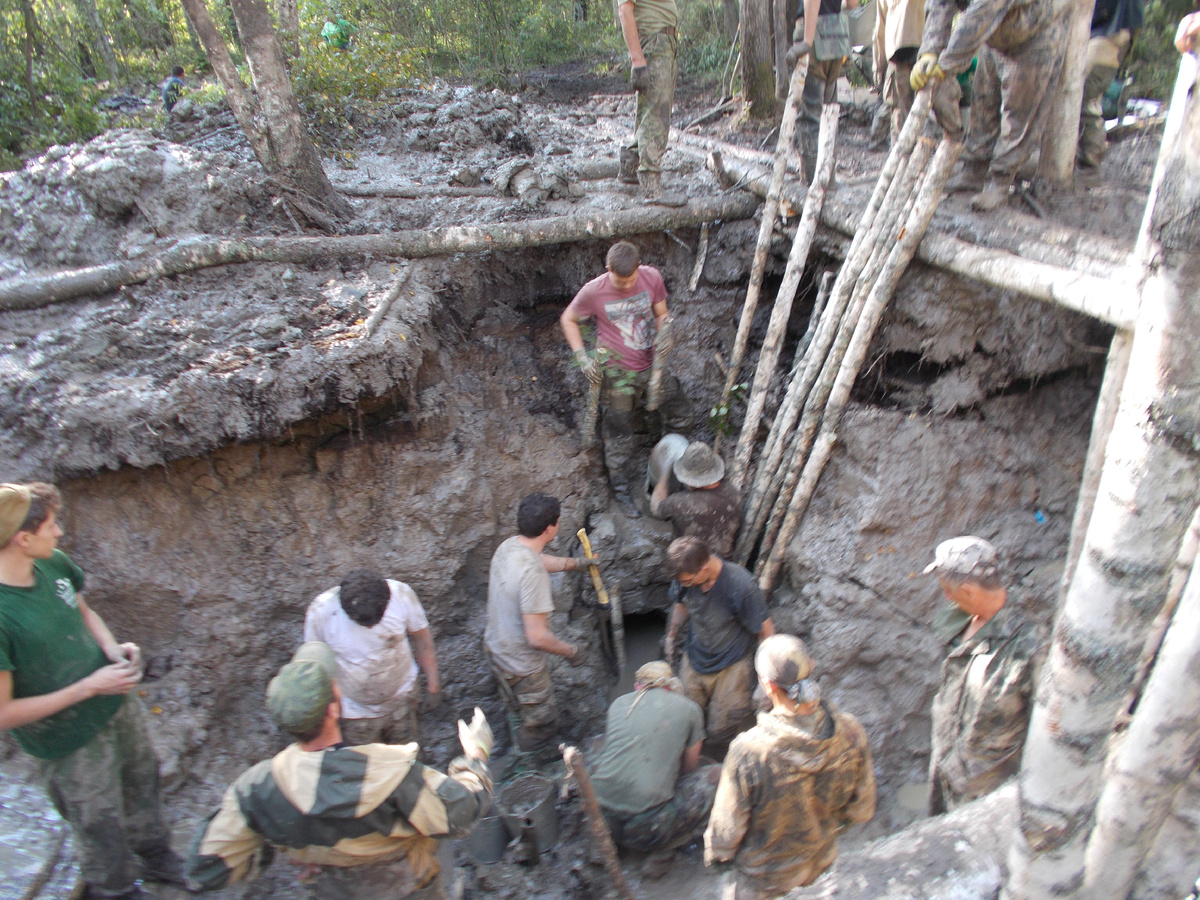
[708,382,747,438]
[1127,0,1195,100]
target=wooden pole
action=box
[561,744,635,900]
[581,378,602,448]
[363,265,411,338]
[577,529,610,607]
[730,103,839,493]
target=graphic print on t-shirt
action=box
[605,292,655,352]
[55,579,78,608]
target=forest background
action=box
[0,0,1193,172]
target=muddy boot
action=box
[618,147,640,185]
[971,177,1013,212]
[638,171,687,207]
[946,160,988,194]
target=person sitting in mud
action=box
[303,568,441,746]
[560,241,692,513]
[663,536,774,757]
[705,635,876,898]
[590,660,722,879]
[484,493,587,753]
[650,440,743,557]
[187,642,493,899]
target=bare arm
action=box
[800,0,822,47]
[618,0,647,67]
[681,739,702,775]
[540,554,581,574]
[652,298,668,329]
[663,602,690,662]
[0,664,140,732]
[409,627,440,694]
[649,476,671,517]
[560,306,588,354]
[523,612,577,659]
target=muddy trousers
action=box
[341,695,419,747]
[680,655,757,750]
[960,18,1067,182]
[883,58,916,145]
[601,367,692,500]
[799,57,843,182]
[1077,58,1117,168]
[487,651,559,751]
[37,698,172,897]
[604,763,722,852]
[624,30,678,175]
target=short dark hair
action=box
[20,483,62,536]
[517,493,561,538]
[606,241,640,278]
[171,65,184,77]
[339,569,389,627]
[666,536,712,578]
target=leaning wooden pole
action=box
[562,745,635,900]
[731,103,840,491]
[759,138,963,591]
[716,59,809,444]
[1004,54,1200,900]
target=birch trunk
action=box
[1003,53,1200,900]
[1037,0,1093,189]
[1081,548,1200,899]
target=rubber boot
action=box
[618,147,640,185]
[638,172,686,207]
[946,160,988,194]
[970,176,1013,212]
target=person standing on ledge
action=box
[0,482,185,900]
[616,0,686,205]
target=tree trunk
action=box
[228,0,352,219]
[275,0,299,57]
[1080,543,1200,899]
[0,193,760,311]
[71,0,119,80]
[19,0,37,112]
[1003,53,1200,900]
[773,0,790,98]
[724,0,740,40]
[741,0,776,118]
[1037,0,1094,189]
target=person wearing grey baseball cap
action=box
[0,482,184,899]
[188,643,495,898]
[649,440,744,558]
[924,535,1043,814]
[705,635,876,897]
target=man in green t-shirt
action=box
[0,483,183,900]
[589,660,721,878]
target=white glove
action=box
[458,707,494,761]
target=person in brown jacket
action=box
[704,634,876,899]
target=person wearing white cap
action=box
[0,482,184,899]
[650,441,743,557]
[923,535,1043,813]
[705,634,876,898]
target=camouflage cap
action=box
[266,659,334,735]
[754,634,814,687]
[292,641,339,680]
[0,484,32,546]
[923,536,999,580]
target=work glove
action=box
[566,644,588,667]
[910,52,945,91]
[421,689,443,714]
[630,65,651,92]
[785,40,811,69]
[653,316,675,359]
[458,707,494,760]
[574,348,602,385]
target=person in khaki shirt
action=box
[705,635,876,899]
[871,0,925,147]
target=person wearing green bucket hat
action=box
[188,641,494,898]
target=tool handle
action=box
[576,528,610,607]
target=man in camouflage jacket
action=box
[705,635,876,899]
[187,643,494,899]
[924,536,1043,813]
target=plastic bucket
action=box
[498,774,558,855]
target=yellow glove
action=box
[910,52,946,91]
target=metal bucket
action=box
[498,774,558,857]
[648,433,689,489]
[466,801,508,864]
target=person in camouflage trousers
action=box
[1077,0,1143,168]
[923,536,1044,814]
[187,643,494,899]
[616,0,685,205]
[705,635,876,899]
[910,0,1070,211]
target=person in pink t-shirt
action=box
[561,241,692,510]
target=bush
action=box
[1127,0,1196,100]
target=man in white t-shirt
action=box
[303,569,441,746]
[484,493,587,752]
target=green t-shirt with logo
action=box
[0,550,124,760]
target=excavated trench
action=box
[0,230,1112,899]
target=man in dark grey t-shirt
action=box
[663,536,774,754]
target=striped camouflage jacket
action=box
[186,742,492,891]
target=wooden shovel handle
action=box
[577,528,610,607]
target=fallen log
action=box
[363,264,411,337]
[0,194,760,311]
[710,153,1136,328]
